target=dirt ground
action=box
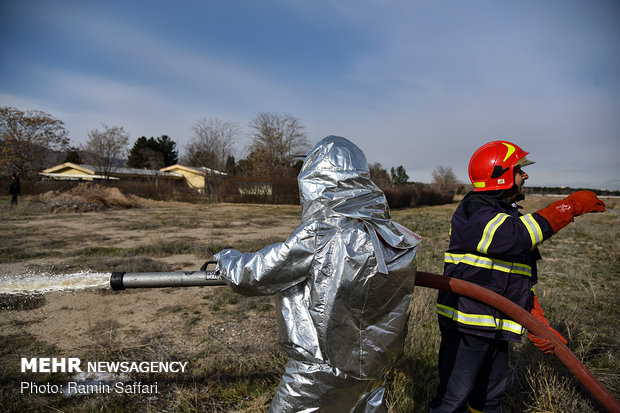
[2,192,301,345]
[1,186,300,276]
[1,186,304,411]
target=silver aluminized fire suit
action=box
[215,136,421,412]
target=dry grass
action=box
[0,193,618,412]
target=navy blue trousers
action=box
[429,326,510,413]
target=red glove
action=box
[536,191,606,233]
[528,295,567,354]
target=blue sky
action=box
[1,0,619,189]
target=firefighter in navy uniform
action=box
[429,140,606,413]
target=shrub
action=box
[382,183,454,209]
[383,185,416,209]
[219,176,299,204]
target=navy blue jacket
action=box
[437,192,554,342]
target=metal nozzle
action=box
[109,261,226,290]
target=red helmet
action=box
[468,140,534,191]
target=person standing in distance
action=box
[429,140,606,413]
[9,173,20,207]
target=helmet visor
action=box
[516,156,534,167]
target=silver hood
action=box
[299,135,421,256]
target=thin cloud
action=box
[1,0,618,189]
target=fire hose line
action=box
[415,271,620,413]
[110,270,619,412]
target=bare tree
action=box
[248,112,309,177]
[0,106,69,177]
[83,124,129,180]
[142,147,165,170]
[184,118,239,172]
[368,162,391,187]
[432,165,459,192]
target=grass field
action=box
[1,193,618,412]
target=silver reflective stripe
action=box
[496,318,525,335]
[437,303,525,335]
[520,214,543,249]
[477,213,510,254]
[445,252,532,277]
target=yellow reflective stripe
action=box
[438,303,496,327]
[520,213,543,249]
[473,181,486,188]
[502,142,516,162]
[477,213,510,254]
[468,405,483,413]
[437,304,525,335]
[445,252,532,277]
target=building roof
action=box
[41,162,183,179]
[160,164,228,176]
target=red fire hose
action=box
[415,271,620,413]
[110,268,619,411]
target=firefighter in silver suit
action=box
[215,135,421,412]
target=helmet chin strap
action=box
[504,184,525,202]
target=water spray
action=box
[0,271,109,295]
